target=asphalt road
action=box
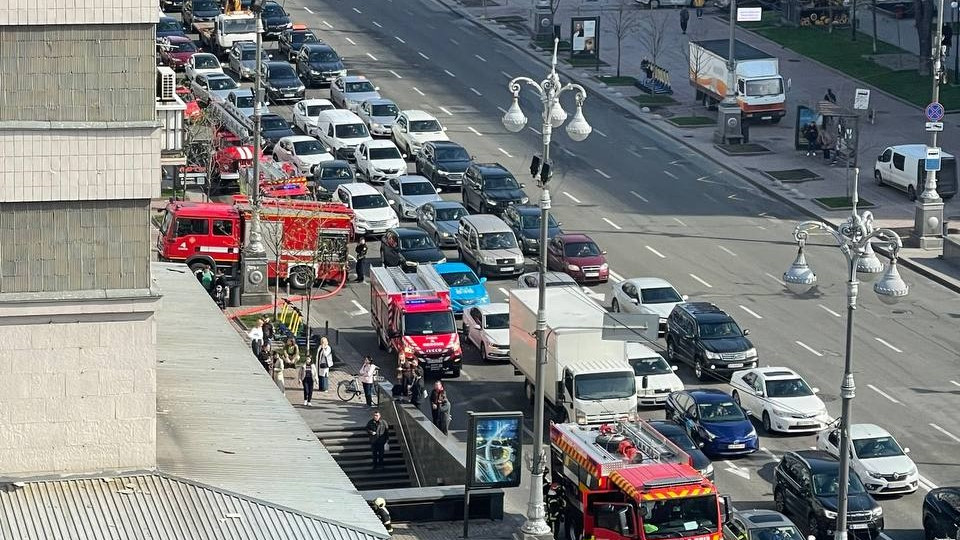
[172,0,960,537]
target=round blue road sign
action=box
[926,102,945,122]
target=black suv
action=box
[502,204,562,255]
[261,0,291,38]
[774,450,884,540]
[278,26,319,62]
[461,163,529,216]
[296,43,345,88]
[665,302,757,380]
[923,488,960,540]
[259,61,305,104]
[415,141,471,191]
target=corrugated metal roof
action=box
[0,472,379,539]
[151,263,388,538]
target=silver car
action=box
[416,200,468,248]
[383,175,443,219]
[330,75,381,112]
[227,41,257,81]
[191,72,239,105]
[357,98,400,137]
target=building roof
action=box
[151,263,387,538]
[0,472,379,540]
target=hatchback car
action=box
[666,302,758,381]
[774,450,884,539]
[546,233,609,283]
[722,510,806,540]
[647,419,713,480]
[816,424,919,495]
[330,75,381,112]
[310,160,355,201]
[415,141,472,191]
[416,201,469,248]
[730,367,830,434]
[383,175,442,219]
[296,42,346,87]
[435,262,490,314]
[502,205,562,255]
[358,98,401,137]
[292,98,336,135]
[461,163,529,215]
[278,24,319,61]
[354,140,408,183]
[379,228,446,271]
[462,303,510,362]
[272,135,334,175]
[260,61,305,103]
[610,277,686,336]
[665,388,758,456]
[923,488,960,540]
[335,183,399,236]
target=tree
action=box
[182,108,225,201]
[638,11,671,71]
[914,0,935,74]
[607,0,640,77]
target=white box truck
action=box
[689,39,786,122]
[509,287,638,425]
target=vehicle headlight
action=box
[338,69,347,76]
[567,264,580,272]
[437,170,449,176]
[823,509,837,519]
[520,196,530,204]
[524,237,538,245]
[485,199,498,206]
[747,426,757,439]
[481,256,497,265]
[704,350,722,360]
[297,85,305,92]
[600,262,609,270]
[441,231,452,237]
[355,216,368,224]
[867,470,885,479]
[818,408,829,417]
[403,345,415,355]
[772,408,790,417]
[745,347,758,358]
[403,260,418,267]
[870,506,883,517]
[575,409,587,425]
[908,466,918,476]
[702,463,714,477]
[437,257,447,264]
[311,70,321,75]
[372,123,382,130]
[701,428,717,441]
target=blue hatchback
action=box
[665,388,758,457]
[434,262,489,314]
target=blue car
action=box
[665,388,758,457]
[434,262,489,314]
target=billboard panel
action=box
[466,411,523,489]
[571,17,599,59]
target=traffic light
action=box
[530,155,541,177]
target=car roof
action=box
[393,227,428,238]
[461,214,510,230]
[397,175,431,184]
[342,75,371,82]
[165,35,193,44]
[301,42,335,52]
[791,449,840,472]
[263,60,293,69]
[477,303,509,315]
[435,262,474,274]
[427,141,466,150]
[259,113,286,121]
[427,200,465,210]
[299,98,333,106]
[317,159,350,168]
[471,162,511,175]
[317,109,363,122]
[400,109,437,121]
[366,139,400,149]
[753,367,800,379]
[647,420,687,437]
[688,388,736,403]
[558,233,594,243]
[362,98,396,106]
[278,135,317,144]
[734,509,795,528]
[512,205,541,216]
[848,424,891,440]
[234,41,257,49]
[625,277,675,289]
[887,144,955,159]
[204,72,231,81]
[339,182,379,195]
[677,302,732,321]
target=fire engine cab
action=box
[550,420,725,540]
[369,265,463,377]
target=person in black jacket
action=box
[355,238,368,283]
[366,410,389,471]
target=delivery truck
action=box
[689,39,786,122]
[509,287,638,425]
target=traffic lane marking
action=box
[718,245,737,256]
[739,305,762,319]
[609,270,624,283]
[349,299,368,315]
[562,191,581,204]
[645,246,666,259]
[874,337,902,353]
[795,340,823,356]
[663,170,678,180]
[594,168,611,179]
[672,217,687,227]
[819,304,842,317]
[866,384,901,404]
[689,274,712,288]
[603,218,622,230]
[630,191,648,202]
[929,423,960,443]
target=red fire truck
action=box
[369,265,463,377]
[550,420,725,540]
[157,198,354,298]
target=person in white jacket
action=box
[316,336,333,392]
[247,320,264,356]
[358,356,378,407]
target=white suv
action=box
[392,110,449,156]
[334,182,399,236]
[354,140,408,183]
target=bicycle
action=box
[337,372,384,403]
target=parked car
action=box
[461,162,529,215]
[224,89,268,117]
[665,302,758,381]
[435,262,490,314]
[626,342,683,407]
[462,303,510,362]
[334,182,399,236]
[379,228,446,271]
[610,277,686,337]
[354,140,408,183]
[260,61,305,104]
[546,233,609,283]
[415,201,469,248]
[157,16,187,38]
[665,388,759,456]
[392,110,449,156]
[261,0,292,38]
[730,367,830,434]
[227,41,257,81]
[181,0,221,30]
[296,42,346,87]
[501,204,562,255]
[330,75,381,112]
[774,450,884,540]
[272,135,334,175]
[358,98,400,137]
[185,52,224,82]
[874,144,957,201]
[455,214,525,278]
[816,424,919,495]
[722,510,805,540]
[278,24,319,61]
[258,114,295,149]
[647,419,713,480]
[159,36,199,70]
[190,72,238,104]
[415,141,472,191]
[923,488,960,540]
[383,175,442,219]
[310,160,355,201]
[516,271,577,289]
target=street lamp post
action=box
[953,1,959,85]
[501,38,591,540]
[913,0,947,249]
[783,169,908,540]
[714,0,743,144]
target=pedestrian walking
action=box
[261,316,275,344]
[680,8,690,34]
[399,357,415,398]
[409,364,425,408]
[359,356,378,407]
[802,122,819,156]
[824,88,837,104]
[693,0,705,18]
[257,340,273,373]
[354,238,368,283]
[316,336,333,392]
[371,498,393,533]
[298,357,318,406]
[248,319,264,357]
[200,265,215,294]
[430,381,451,434]
[282,337,300,368]
[366,410,389,471]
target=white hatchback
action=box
[462,303,510,362]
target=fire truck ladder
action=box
[378,266,450,297]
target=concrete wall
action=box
[0,291,160,477]
[0,0,158,25]
[944,235,960,269]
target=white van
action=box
[874,144,957,201]
[624,342,683,407]
[334,182,399,236]
[314,109,373,162]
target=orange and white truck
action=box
[689,39,786,122]
[550,419,726,540]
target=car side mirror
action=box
[630,297,639,304]
[602,250,608,255]
[681,294,689,301]
[755,389,765,397]
[375,86,380,91]
[742,408,752,417]
[742,329,750,336]
[402,153,408,159]
[480,277,487,283]
[557,221,562,226]
[903,447,911,454]
[388,200,396,205]
[442,126,448,131]
[556,381,565,399]
[474,324,481,330]
[812,387,820,394]
[671,365,678,371]
[698,441,705,448]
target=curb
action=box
[433,0,960,294]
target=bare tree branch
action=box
[638,11,671,70]
[607,0,641,77]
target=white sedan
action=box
[610,277,686,337]
[184,53,224,82]
[272,135,334,175]
[729,366,830,433]
[292,98,335,136]
[462,303,510,362]
[354,139,408,183]
[817,424,920,495]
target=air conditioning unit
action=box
[156,66,176,101]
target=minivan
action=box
[315,109,373,162]
[874,144,957,201]
[455,215,525,278]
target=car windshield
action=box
[292,32,317,45]
[640,495,719,539]
[335,123,369,138]
[239,48,256,60]
[352,194,387,209]
[260,117,288,130]
[159,19,182,32]
[269,64,297,79]
[207,77,236,91]
[697,401,746,422]
[293,140,326,155]
[262,3,284,15]
[318,166,352,179]
[346,81,376,93]
[751,526,806,540]
[658,428,698,452]
[194,0,218,9]
[370,147,402,160]
[520,214,558,229]
[222,18,256,33]
[575,372,636,400]
[400,234,436,250]
[853,436,905,459]
[483,175,520,190]
[484,313,509,330]
[440,271,479,287]
[371,104,399,117]
[195,55,220,69]
[479,232,517,250]
[233,94,254,108]
[629,356,673,376]
[435,207,466,222]
[436,147,470,161]
[401,181,435,196]
[746,78,783,97]
[812,471,866,496]
[640,286,683,304]
[410,119,442,132]
[563,242,601,258]
[765,378,814,398]
[403,311,456,335]
[306,104,333,115]
[174,41,198,53]
[310,50,340,63]
[698,321,742,339]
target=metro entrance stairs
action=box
[314,424,412,490]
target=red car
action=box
[175,86,202,122]
[546,233,609,283]
[160,35,199,70]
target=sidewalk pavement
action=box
[438,0,960,292]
